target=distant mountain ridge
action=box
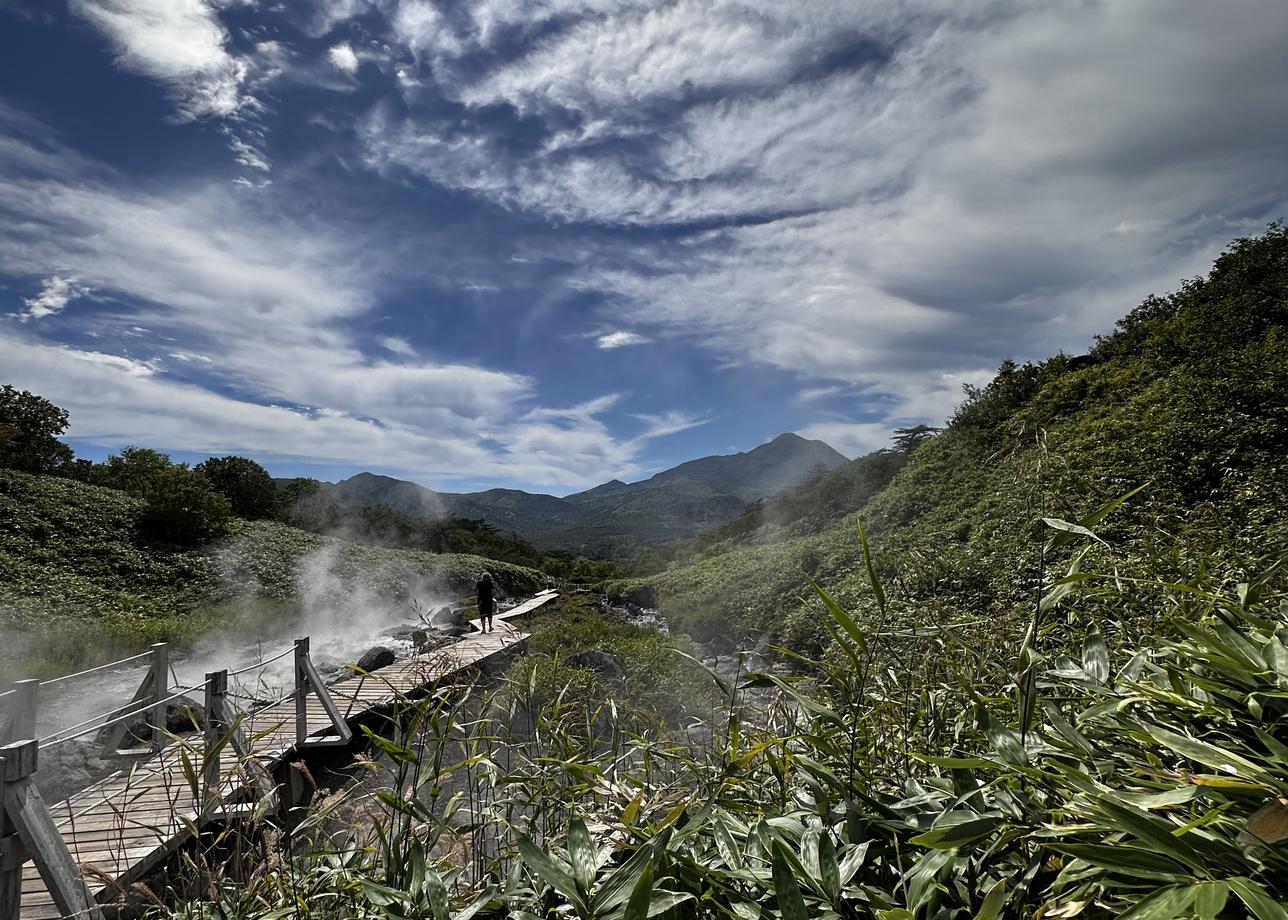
[326,433,846,559]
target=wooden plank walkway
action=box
[18,590,558,919]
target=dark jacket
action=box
[476,578,494,615]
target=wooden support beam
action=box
[294,638,352,749]
[1,741,102,920]
[100,643,170,759]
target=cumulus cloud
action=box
[17,276,91,322]
[328,42,360,74]
[596,330,650,349]
[69,0,250,119]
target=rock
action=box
[429,606,460,629]
[355,646,396,672]
[382,624,422,641]
[411,629,429,650]
[567,649,626,682]
[166,699,205,733]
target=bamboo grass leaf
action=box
[972,880,1007,920]
[569,817,596,895]
[771,839,810,920]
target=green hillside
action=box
[622,225,1288,649]
[0,469,544,676]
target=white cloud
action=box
[328,42,360,74]
[69,0,251,120]
[796,422,892,459]
[68,0,279,171]
[365,0,1288,432]
[17,276,91,322]
[0,110,688,487]
[634,411,707,439]
[595,330,650,349]
[797,385,850,403]
[378,336,416,356]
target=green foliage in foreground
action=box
[0,469,544,676]
[155,531,1288,919]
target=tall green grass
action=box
[148,520,1287,919]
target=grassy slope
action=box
[621,227,1288,649]
[0,470,545,674]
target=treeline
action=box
[0,388,621,577]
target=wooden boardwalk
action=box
[15,590,558,919]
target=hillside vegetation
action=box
[0,469,544,675]
[623,225,1288,650]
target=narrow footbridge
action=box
[0,590,558,920]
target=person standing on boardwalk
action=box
[476,571,495,633]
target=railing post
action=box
[203,671,227,806]
[294,638,309,746]
[150,643,169,752]
[0,742,26,920]
[1,682,38,746]
[0,741,101,919]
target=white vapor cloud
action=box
[17,276,91,322]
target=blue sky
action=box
[1,0,1286,494]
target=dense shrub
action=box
[137,465,232,546]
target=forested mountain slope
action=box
[623,226,1288,645]
[327,432,847,558]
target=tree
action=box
[98,447,177,497]
[195,455,279,519]
[0,385,74,473]
[137,465,231,546]
[890,425,942,456]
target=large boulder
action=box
[428,606,461,629]
[567,649,626,682]
[355,646,396,672]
